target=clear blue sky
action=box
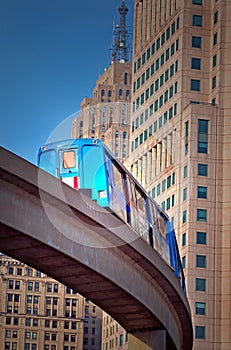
[0,0,134,164]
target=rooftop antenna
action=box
[111,0,130,63]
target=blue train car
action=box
[38,138,185,292]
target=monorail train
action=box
[38,138,185,292]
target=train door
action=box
[58,148,79,188]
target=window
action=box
[198,119,208,153]
[195,325,205,339]
[196,278,206,291]
[17,268,22,275]
[191,79,200,91]
[119,334,123,346]
[183,165,188,178]
[195,302,206,315]
[198,186,207,198]
[182,210,187,223]
[192,36,201,48]
[193,0,202,4]
[212,76,216,89]
[198,163,208,176]
[182,256,186,268]
[196,255,206,268]
[191,57,201,69]
[185,121,189,155]
[183,188,187,201]
[212,54,217,67]
[166,48,169,61]
[214,11,218,24]
[182,233,186,246]
[193,15,202,26]
[15,281,20,290]
[197,232,206,244]
[213,32,217,45]
[197,209,207,222]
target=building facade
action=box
[128,0,231,349]
[101,314,128,350]
[0,255,102,350]
[72,61,132,162]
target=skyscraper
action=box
[128,0,231,349]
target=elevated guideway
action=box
[0,147,193,350]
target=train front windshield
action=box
[39,150,57,177]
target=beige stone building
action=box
[72,61,132,162]
[101,314,128,350]
[0,254,102,350]
[127,0,231,349]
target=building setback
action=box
[72,60,132,162]
[128,0,231,349]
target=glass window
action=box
[214,11,218,24]
[193,15,202,26]
[197,232,206,244]
[198,163,208,176]
[192,57,201,69]
[197,209,207,222]
[212,76,216,89]
[195,325,205,339]
[182,256,186,268]
[196,255,206,267]
[166,48,169,61]
[182,233,186,246]
[213,32,217,45]
[193,0,202,4]
[198,186,207,198]
[183,188,187,201]
[191,79,200,91]
[183,165,188,178]
[182,210,187,223]
[195,302,206,315]
[212,54,217,67]
[192,36,201,48]
[196,278,206,291]
[198,119,208,153]
[8,267,14,274]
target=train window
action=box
[63,151,76,169]
[39,150,57,177]
[111,161,124,194]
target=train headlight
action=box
[98,190,107,199]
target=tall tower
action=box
[128,0,231,349]
[111,0,130,62]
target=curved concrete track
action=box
[0,147,193,350]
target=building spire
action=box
[111,0,129,63]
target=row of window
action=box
[134,80,178,113]
[100,88,130,103]
[182,231,207,247]
[5,317,79,330]
[7,281,59,292]
[4,343,76,350]
[134,17,180,73]
[7,267,42,277]
[131,104,177,156]
[133,43,179,93]
[149,172,176,199]
[182,208,207,224]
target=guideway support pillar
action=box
[128,330,166,350]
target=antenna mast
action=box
[111,0,129,63]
